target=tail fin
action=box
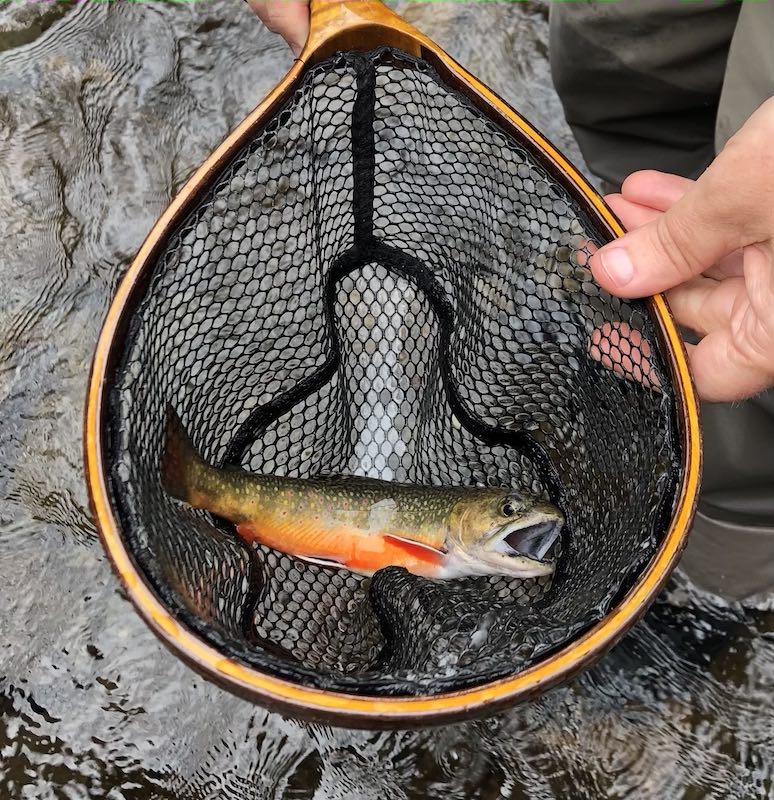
[161,406,205,504]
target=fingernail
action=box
[598,247,634,287]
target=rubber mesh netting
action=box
[107,48,681,696]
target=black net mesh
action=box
[106,48,680,696]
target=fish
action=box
[160,409,564,580]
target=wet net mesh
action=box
[107,48,681,696]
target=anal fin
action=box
[294,554,346,571]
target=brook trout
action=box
[161,410,564,580]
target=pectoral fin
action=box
[383,534,446,565]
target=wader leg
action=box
[716,0,774,150]
[549,0,740,189]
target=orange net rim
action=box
[84,30,701,726]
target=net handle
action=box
[301,0,424,61]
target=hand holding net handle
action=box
[302,0,426,62]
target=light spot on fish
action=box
[368,498,397,530]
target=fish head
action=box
[445,490,564,579]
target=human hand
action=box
[247,0,310,56]
[590,98,774,403]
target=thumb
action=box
[590,163,744,299]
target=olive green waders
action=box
[550,0,774,600]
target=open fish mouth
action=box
[503,519,562,561]
[494,516,563,563]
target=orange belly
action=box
[236,519,445,577]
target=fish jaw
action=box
[441,509,563,579]
[437,546,555,580]
[490,508,563,561]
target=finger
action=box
[742,241,774,324]
[604,194,662,231]
[607,189,745,282]
[619,170,694,212]
[688,330,774,402]
[248,0,310,55]
[587,321,661,391]
[706,249,745,280]
[687,244,774,401]
[665,276,745,336]
[590,155,752,298]
[606,192,745,281]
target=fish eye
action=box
[501,496,525,517]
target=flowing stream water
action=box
[1,2,772,797]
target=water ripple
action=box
[0,1,772,798]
